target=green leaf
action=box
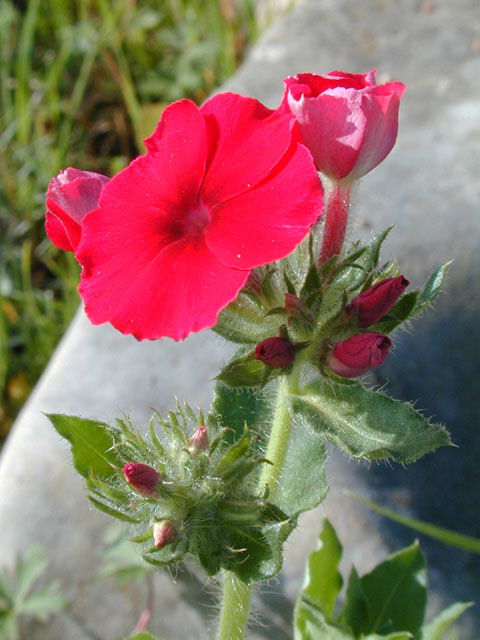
[294,595,354,640]
[273,418,328,518]
[291,377,452,463]
[125,633,161,640]
[364,634,412,639]
[13,545,47,605]
[212,379,276,445]
[372,291,419,333]
[340,566,369,632]
[346,493,480,554]
[46,414,123,481]
[19,583,67,621]
[414,262,452,315]
[295,520,343,621]
[361,542,427,634]
[0,612,18,640]
[415,602,473,640]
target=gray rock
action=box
[1,0,478,637]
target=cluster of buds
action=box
[89,409,290,580]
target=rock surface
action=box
[0,0,479,637]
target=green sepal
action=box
[216,350,280,388]
[213,291,274,344]
[87,496,141,524]
[414,262,452,315]
[290,377,452,462]
[372,291,419,333]
[46,414,123,481]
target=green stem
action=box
[216,367,301,640]
[217,572,253,640]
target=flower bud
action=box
[255,337,295,369]
[346,276,409,328]
[45,168,109,252]
[188,424,209,452]
[123,462,160,497]
[329,332,392,378]
[153,520,178,549]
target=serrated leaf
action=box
[46,414,122,481]
[296,520,343,621]
[415,602,472,640]
[414,262,452,315]
[291,377,452,463]
[273,418,328,518]
[361,542,427,634]
[19,583,67,620]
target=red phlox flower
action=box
[76,93,323,341]
[281,70,406,181]
[45,168,110,251]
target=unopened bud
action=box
[123,462,160,497]
[346,276,409,328]
[153,520,178,548]
[329,332,392,378]
[255,337,295,369]
[188,424,208,452]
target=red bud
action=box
[153,521,178,548]
[329,332,392,378]
[255,337,295,369]
[346,276,409,328]
[123,462,160,497]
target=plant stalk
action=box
[318,179,352,265]
[216,368,301,640]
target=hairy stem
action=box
[216,368,301,640]
[318,179,352,265]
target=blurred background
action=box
[0,0,298,443]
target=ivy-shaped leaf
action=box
[290,377,452,463]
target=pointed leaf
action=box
[291,377,452,463]
[294,594,354,640]
[13,545,48,606]
[361,542,427,634]
[46,414,122,481]
[416,602,473,640]
[340,566,369,632]
[414,262,452,315]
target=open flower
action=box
[76,93,323,341]
[281,70,406,181]
[45,168,109,252]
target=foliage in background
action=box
[0,545,67,640]
[0,0,258,440]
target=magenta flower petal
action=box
[45,168,109,251]
[200,92,294,204]
[205,143,323,269]
[78,205,249,341]
[99,99,206,211]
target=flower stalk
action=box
[319,179,352,265]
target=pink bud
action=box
[153,521,178,549]
[255,337,296,369]
[45,167,109,252]
[280,70,406,181]
[329,332,392,378]
[347,276,409,328]
[188,425,209,452]
[123,462,160,497]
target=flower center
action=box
[180,202,212,236]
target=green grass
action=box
[0,0,258,441]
